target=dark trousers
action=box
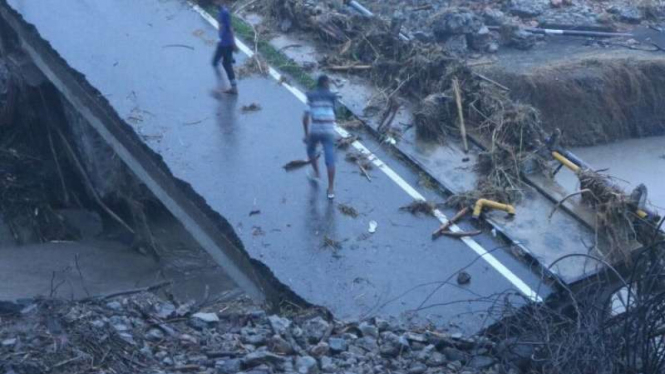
[212,43,236,85]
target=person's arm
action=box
[302,111,310,143]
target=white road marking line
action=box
[190,3,543,303]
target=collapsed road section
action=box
[0,0,550,333]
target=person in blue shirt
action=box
[303,75,338,199]
[212,1,238,95]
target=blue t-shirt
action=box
[306,88,337,133]
[218,6,234,47]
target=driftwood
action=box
[441,230,482,238]
[56,127,135,235]
[432,207,470,239]
[452,78,468,153]
[327,65,372,71]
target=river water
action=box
[556,135,665,215]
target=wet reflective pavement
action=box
[8,0,550,331]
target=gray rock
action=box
[154,302,176,319]
[508,0,549,18]
[90,319,106,329]
[355,337,379,352]
[444,34,468,54]
[145,328,165,342]
[398,335,410,350]
[118,332,136,345]
[139,344,153,359]
[328,337,348,353]
[155,351,168,359]
[268,315,291,336]
[483,8,506,26]
[192,312,219,323]
[537,7,605,31]
[469,355,495,369]
[431,9,483,38]
[608,5,643,23]
[509,28,539,50]
[162,356,174,366]
[268,334,293,355]
[403,332,427,343]
[112,323,130,332]
[448,360,463,370]
[417,344,436,362]
[379,332,401,357]
[412,31,435,43]
[105,301,122,311]
[359,322,379,339]
[296,355,319,374]
[216,358,243,374]
[189,317,209,331]
[444,347,467,362]
[487,42,499,53]
[469,26,493,51]
[241,327,269,346]
[175,301,193,317]
[373,318,391,332]
[408,363,427,374]
[451,332,463,339]
[426,352,447,367]
[320,356,336,373]
[457,271,471,285]
[310,342,330,357]
[243,351,286,368]
[2,338,17,346]
[303,317,330,344]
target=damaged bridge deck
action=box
[0,0,551,331]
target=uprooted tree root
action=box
[400,200,437,217]
[578,170,638,263]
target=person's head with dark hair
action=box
[317,74,330,90]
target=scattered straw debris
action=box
[345,151,372,169]
[283,153,319,171]
[339,119,363,130]
[400,200,437,217]
[241,103,262,113]
[578,170,636,263]
[322,235,342,250]
[345,150,373,181]
[418,172,437,190]
[236,55,269,78]
[338,203,359,218]
[336,135,358,149]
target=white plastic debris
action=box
[368,220,378,234]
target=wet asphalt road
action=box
[8,0,550,331]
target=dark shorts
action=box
[307,131,336,167]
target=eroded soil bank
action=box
[0,56,237,303]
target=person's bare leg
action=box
[327,165,335,196]
[310,157,321,179]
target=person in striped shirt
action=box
[303,75,338,199]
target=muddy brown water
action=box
[0,211,239,303]
[556,135,665,216]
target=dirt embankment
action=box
[491,57,665,146]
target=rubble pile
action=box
[363,0,662,52]
[264,0,550,204]
[0,294,517,374]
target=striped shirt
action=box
[306,88,337,132]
